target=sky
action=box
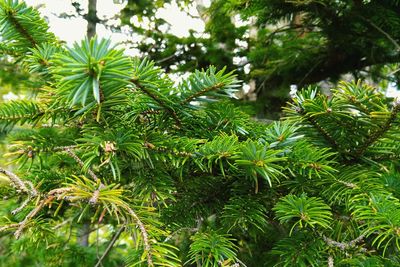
[24,0,205,55]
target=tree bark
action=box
[77,221,90,247]
[86,0,98,39]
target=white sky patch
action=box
[386,83,400,98]
[2,91,22,101]
[156,2,204,37]
[24,0,204,47]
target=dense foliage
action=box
[1,1,400,266]
[118,0,400,116]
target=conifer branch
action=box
[336,179,357,189]
[369,153,400,161]
[346,95,370,115]
[53,145,80,152]
[61,147,105,205]
[63,147,100,182]
[361,16,400,51]
[14,195,53,239]
[6,9,37,47]
[0,101,45,130]
[297,109,341,151]
[0,223,19,233]
[11,197,31,215]
[0,167,37,197]
[0,112,43,121]
[323,234,365,251]
[307,117,339,150]
[14,188,72,239]
[88,183,105,205]
[144,142,194,157]
[354,104,400,158]
[141,109,161,116]
[181,82,225,105]
[130,79,181,127]
[47,187,74,196]
[328,255,334,267]
[0,43,21,56]
[126,207,153,266]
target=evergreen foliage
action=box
[0,1,400,266]
[118,0,400,116]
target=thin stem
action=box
[297,109,341,152]
[126,207,153,266]
[131,79,181,127]
[181,82,225,105]
[6,9,37,47]
[63,147,99,182]
[11,197,31,215]
[323,234,365,251]
[353,104,400,157]
[14,196,54,239]
[0,223,19,233]
[361,16,400,51]
[144,142,193,157]
[0,167,37,196]
[14,188,72,239]
[94,225,126,267]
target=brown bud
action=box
[144,142,155,149]
[104,141,116,152]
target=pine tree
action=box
[1,1,400,266]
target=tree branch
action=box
[354,103,400,157]
[0,223,19,233]
[361,16,400,51]
[296,109,342,152]
[323,234,366,251]
[131,79,181,127]
[63,147,100,182]
[181,82,225,105]
[13,188,72,239]
[94,225,126,267]
[6,10,37,47]
[0,167,37,197]
[126,207,153,266]
[14,195,54,239]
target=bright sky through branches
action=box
[24,0,205,55]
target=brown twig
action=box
[6,10,37,47]
[180,82,225,105]
[296,108,342,152]
[323,234,365,251]
[63,147,100,182]
[361,16,400,51]
[0,223,19,233]
[353,104,400,158]
[144,142,193,157]
[14,196,54,239]
[11,197,31,215]
[126,207,153,266]
[130,78,181,127]
[0,167,37,197]
[59,147,105,205]
[13,188,72,239]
